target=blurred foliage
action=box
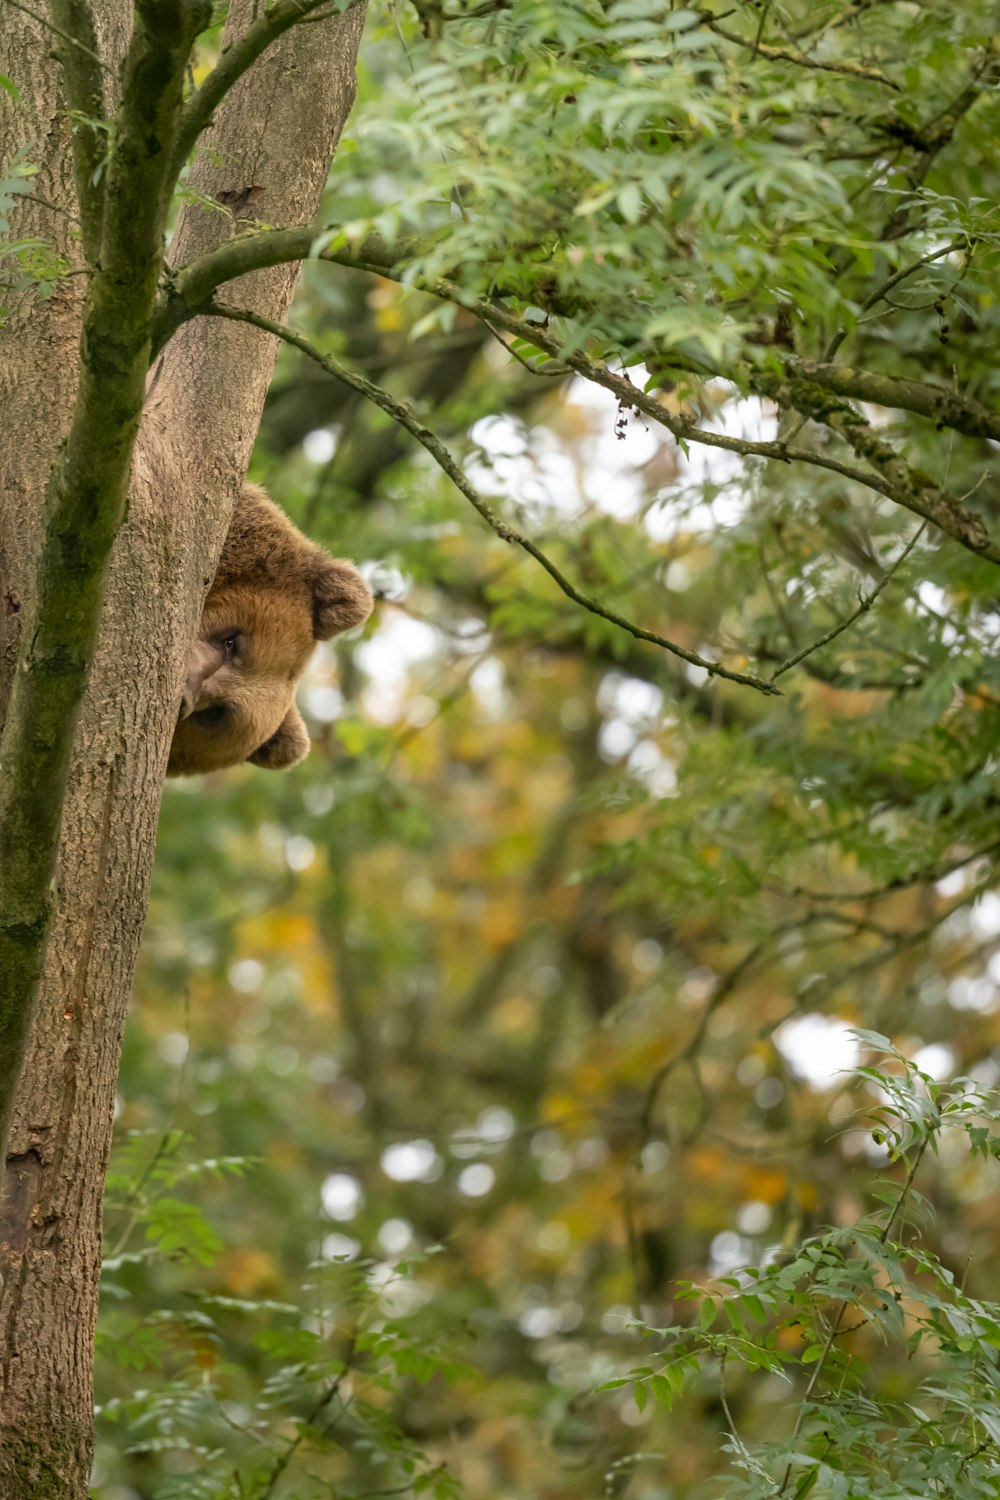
[96,1,1000,1496]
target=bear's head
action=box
[167,486,372,776]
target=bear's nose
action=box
[178,638,222,720]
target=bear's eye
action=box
[192,704,231,728]
[221,633,241,660]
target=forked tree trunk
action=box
[0,5,365,1494]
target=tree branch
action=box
[153,225,413,350]
[160,234,906,488]
[164,226,1000,449]
[861,240,967,316]
[768,522,926,682]
[46,0,108,259]
[697,8,901,89]
[258,1335,356,1499]
[167,0,361,182]
[460,298,1000,563]
[639,941,768,1141]
[788,360,1000,443]
[163,232,1000,561]
[822,239,968,361]
[750,365,1000,561]
[879,56,998,238]
[208,301,782,695]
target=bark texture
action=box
[0,4,366,1494]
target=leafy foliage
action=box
[100,1133,464,1498]
[602,1038,1000,1498]
[0,147,69,318]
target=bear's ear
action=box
[312,556,373,641]
[248,704,311,770]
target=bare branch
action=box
[461,296,1000,561]
[155,225,413,349]
[208,301,782,695]
[752,365,1000,562]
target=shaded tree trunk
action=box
[0,4,365,1494]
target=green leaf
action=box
[741,1294,767,1323]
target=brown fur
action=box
[167,485,373,776]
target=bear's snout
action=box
[178,638,223,720]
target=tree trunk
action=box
[0,5,366,1494]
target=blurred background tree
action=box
[94,1,1000,1496]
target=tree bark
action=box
[0,4,366,1494]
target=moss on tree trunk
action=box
[0,3,366,1493]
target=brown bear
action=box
[167,484,373,776]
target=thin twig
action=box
[779,835,1000,904]
[750,0,773,57]
[718,1353,751,1462]
[639,941,768,1140]
[861,239,968,318]
[483,319,569,377]
[258,1337,356,1499]
[698,9,900,89]
[775,1302,844,1497]
[3,0,110,69]
[776,1133,930,1497]
[207,302,782,695]
[880,1135,930,1244]
[821,240,969,367]
[768,522,926,681]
